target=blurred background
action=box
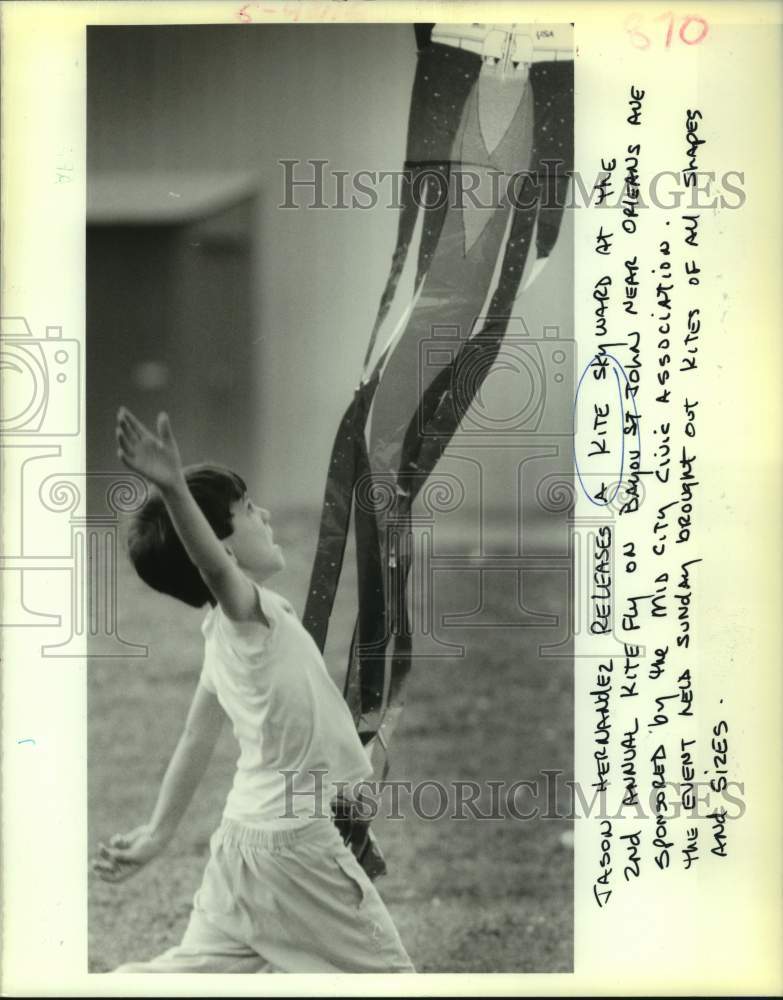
[88,23,574,973]
[88,24,418,500]
[87,24,573,520]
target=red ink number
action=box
[627,12,709,49]
[655,10,675,48]
[679,16,709,45]
[626,14,651,50]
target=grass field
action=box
[88,509,573,973]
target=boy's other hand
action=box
[116,407,185,492]
[91,825,167,883]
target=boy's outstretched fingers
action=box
[92,861,134,884]
[118,409,138,434]
[91,841,141,883]
[118,406,146,438]
[157,411,173,441]
[117,408,139,467]
[92,857,118,880]
[91,845,119,881]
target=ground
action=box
[88,510,573,973]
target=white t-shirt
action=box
[199,583,372,828]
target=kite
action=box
[306,23,574,877]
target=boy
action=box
[92,407,414,974]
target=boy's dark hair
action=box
[127,464,247,608]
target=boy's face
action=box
[224,495,285,580]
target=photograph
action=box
[85,20,575,974]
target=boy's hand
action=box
[116,407,185,492]
[91,825,168,884]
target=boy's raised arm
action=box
[116,407,259,621]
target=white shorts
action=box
[112,816,415,974]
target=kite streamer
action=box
[305,24,574,877]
